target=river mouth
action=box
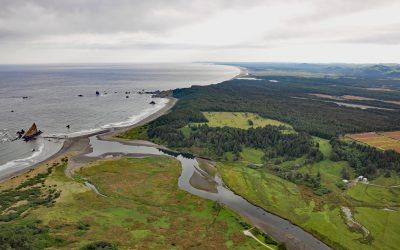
[78,135,330,250]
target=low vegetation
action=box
[4,65,400,249]
[200,112,292,130]
[0,156,266,249]
[143,104,400,249]
[0,161,63,222]
[347,131,400,153]
[120,78,400,249]
[217,137,400,249]
[116,124,149,140]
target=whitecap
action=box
[46,98,168,139]
[0,140,45,172]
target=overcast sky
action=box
[1,0,400,64]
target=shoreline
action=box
[0,63,243,183]
[0,66,332,249]
[234,66,249,78]
[0,97,177,183]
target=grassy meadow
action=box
[117,111,400,249]
[217,142,400,249]
[347,132,400,153]
[201,112,292,130]
[0,156,270,249]
[211,114,400,250]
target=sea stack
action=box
[22,123,42,141]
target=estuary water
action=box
[0,63,239,175]
[85,135,331,250]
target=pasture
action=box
[2,157,264,249]
[201,112,292,130]
[348,132,400,153]
[217,137,400,249]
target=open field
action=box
[201,112,292,130]
[381,131,400,140]
[240,147,264,165]
[347,132,400,153]
[347,181,400,207]
[0,157,266,249]
[217,137,400,249]
[217,161,365,249]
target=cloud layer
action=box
[1,0,399,63]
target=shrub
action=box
[81,241,118,250]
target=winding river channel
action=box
[85,135,331,250]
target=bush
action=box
[277,242,287,250]
[0,221,53,249]
[77,221,90,231]
[336,181,347,190]
[313,187,331,196]
[81,241,118,250]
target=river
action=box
[85,135,331,250]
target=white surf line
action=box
[0,139,45,172]
[85,181,107,197]
[243,227,275,250]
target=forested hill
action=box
[172,77,400,138]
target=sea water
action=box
[0,63,239,175]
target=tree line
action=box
[330,138,400,177]
[171,79,400,138]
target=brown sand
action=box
[0,97,177,185]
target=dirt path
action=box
[243,227,275,249]
[341,206,370,238]
[84,181,107,197]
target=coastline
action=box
[234,66,249,78]
[0,66,332,249]
[0,63,243,184]
[0,97,177,184]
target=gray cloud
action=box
[0,0,399,63]
[0,0,265,41]
[1,0,397,44]
[342,26,400,45]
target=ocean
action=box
[0,63,239,177]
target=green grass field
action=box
[347,182,400,207]
[217,136,400,249]
[354,207,400,250]
[217,161,367,250]
[201,112,292,130]
[79,112,400,249]
[240,147,264,164]
[5,157,267,249]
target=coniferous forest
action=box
[148,74,400,176]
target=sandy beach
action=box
[0,97,177,185]
[0,64,242,185]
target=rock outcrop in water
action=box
[22,123,42,141]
